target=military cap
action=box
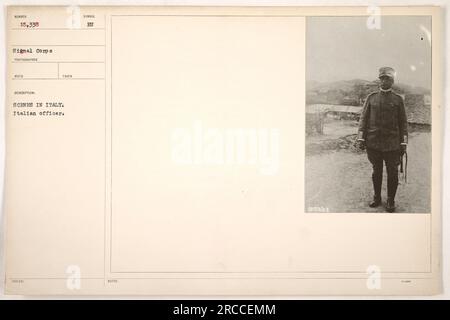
[378,67,396,79]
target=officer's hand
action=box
[356,139,366,151]
[400,144,407,156]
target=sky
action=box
[306,16,432,90]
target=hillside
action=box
[306,79,430,105]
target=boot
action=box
[371,170,382,208]
[369,195,381,208]
[386,198,396,213]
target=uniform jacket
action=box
[358,90,408,152]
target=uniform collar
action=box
[379,87,392,93]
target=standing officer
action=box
[357,67,408,212]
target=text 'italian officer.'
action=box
[357,67,408,213]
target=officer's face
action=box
[379,76,394,90]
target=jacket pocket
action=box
[369,103,378,126]
[390,104,399,129]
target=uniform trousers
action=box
[366,147,400,201]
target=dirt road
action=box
[305,130,431,213]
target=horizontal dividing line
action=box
[11,44,105,47]
[110,271,432,274]
[9,277,104,280]
[112,15,306,17]
[111,14,430,18]
[112,277,433,280]
[12,28,105,30]
[12,78,105,80]
[12,61,105,63]
[9,277,433,280]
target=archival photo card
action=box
[2,6,443,296]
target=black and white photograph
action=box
[305,16,432,213]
